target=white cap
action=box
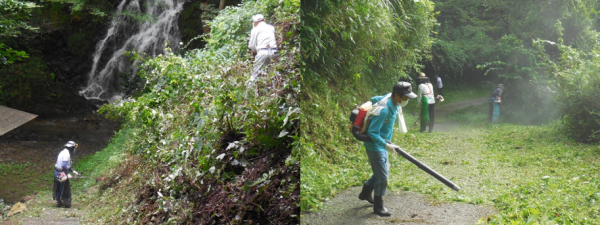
[252,14,264,23]
[65,141,76,148]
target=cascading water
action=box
[80,0,185,102]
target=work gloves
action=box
[73,170,80,176]
[385,143,399,152]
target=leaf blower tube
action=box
[384,140,460,192]
[350,109,460,191]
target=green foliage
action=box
[302,0,436,82]
[432,0,597,79]
[0,163,31,176]
[0,0,39,38]
[119,10,157,23]
[0,55,52,102]
[46,0,110,17]
[534,31,600,143]
[388,124,600,224]
[73,127,131,183]
[93,0,300,223]
[429,0,600,125]
[0,43,29,65]
[0,0,38,68]
[301,0,436,211]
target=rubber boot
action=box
[358,182,374,204]
[374,196,391,217]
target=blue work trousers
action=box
[54,170,64,200]
[365,150,389,196]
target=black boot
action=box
[358,182,374,204]
[374,196,391,217]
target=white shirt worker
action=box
[55,148,72,171]
[418,82,436,104]
[248,14,277,81]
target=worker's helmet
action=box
[65,141,77,148]
[498,84,504,88]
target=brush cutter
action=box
[410,117,420,128]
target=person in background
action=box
[247,14,277,83]
[488,84,504,123]
[435,74,443,96]
[417,73,436,132]
[54,141,80,208]
[357,82,416,217]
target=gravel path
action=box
[301,98,496,225]
[1,190,85,225]
[432,98,487,133]
[302,186,496,225]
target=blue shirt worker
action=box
[488,84,504,123]
[358,82,416,217]
[53,141,80,208]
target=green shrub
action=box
[300,0,436,211]
[93,0,300,223]
[534,29,600,143]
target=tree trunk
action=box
[201,1,211,35]
[219,0,226,10]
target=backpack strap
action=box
[371,94,391,116]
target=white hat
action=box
[252,14,264,23]
[65,141,77,148]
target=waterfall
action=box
[80,0,185,102]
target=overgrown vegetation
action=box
[383,124,600,224]
[301,3,600,225]
[533,31,600,143]
[83,0,300,223]
[301,0,436,211]
[426,0,600,125]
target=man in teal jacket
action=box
[358,81,416,217]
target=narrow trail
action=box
[0,113,116,224]
[0,189,91,225]
[429,97,487,133]
[301,97,495,225]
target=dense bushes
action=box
[94,0,300,223]
[302,0,436,85]
[428,0,600,125]
[534,33,600,143]
[300,0,436,211]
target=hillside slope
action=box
[0,1,300,224]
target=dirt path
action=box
[301,186,496,225]
[0,112,117,224]
[302,98,495,225]
[0,187,99,225]
[432,98,487,133]
[0,112,118,203]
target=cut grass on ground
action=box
[301,77,600,223]
[388,123,600,224]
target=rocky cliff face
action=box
[3,1,121,117]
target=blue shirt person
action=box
[358,81,416,217]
